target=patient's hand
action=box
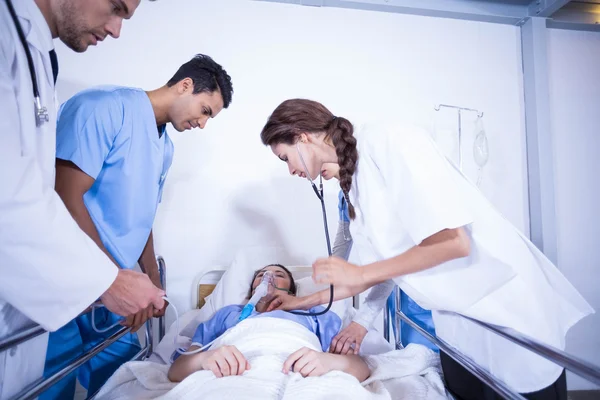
[199,345,250,378]
[168,344,250,382]
[283,347,338,377]
[283,347,371,382]
[330,322,368,355]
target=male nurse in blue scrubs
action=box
[41,54,234,399]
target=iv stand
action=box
[434,104,484,171]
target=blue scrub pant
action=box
[41,308,141,400]
[387,288,438,352]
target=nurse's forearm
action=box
[362,227,470,286]
[297,283,369,310]
[138,231,161,287]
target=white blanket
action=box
[96,318,448,400]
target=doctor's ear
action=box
[297,133,309,144]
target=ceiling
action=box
[255,0,600,29]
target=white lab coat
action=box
[0,1,118,398]
[348,123,594,393]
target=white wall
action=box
[54,0,528,326]
[547,28,600,390]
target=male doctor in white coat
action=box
[0,0,166,398]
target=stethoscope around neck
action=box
[289,142,335,317]
[6,0,50,127]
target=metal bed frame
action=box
[0,256,168,400]
[384,285,600,399]
[2,257,599,400]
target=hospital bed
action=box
[2,256,599,400]
[0,257,167,400]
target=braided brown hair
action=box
[260,99,358,219]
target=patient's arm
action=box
[168,345,250,382]
[283,347,370,382]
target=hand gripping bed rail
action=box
[0,256,167,400]
[386,286,600,400]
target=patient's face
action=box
[252,266,292,294]
[252,266,292,312]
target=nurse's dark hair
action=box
[247,264,297,299]
[260,99,357,219]
[167,54,233,108]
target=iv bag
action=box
[473,120,489,168]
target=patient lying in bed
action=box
[168,264,370,383]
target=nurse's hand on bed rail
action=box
[100,269,165,317]
[121,280,168,332]
[121,304,155,333]
[152,277,169,317]
[330,322,367,355]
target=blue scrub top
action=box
[174,305,341,360]
[56,86,174,269]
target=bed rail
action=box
[158,255,167,342]
[385,286,600,399]
[0,256,167,400]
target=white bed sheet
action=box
[97,247,447,399]
[98,318,448,400]
[149,306,393,365]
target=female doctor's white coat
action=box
[347,123,593,393]
[0,1,118,398]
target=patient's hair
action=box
[247,264,297,299]
[167,54,233,108]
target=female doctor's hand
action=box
[312,257,366,294]
[265,291,302,312]
[330,322,368,355]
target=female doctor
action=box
[260,99,593,400]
